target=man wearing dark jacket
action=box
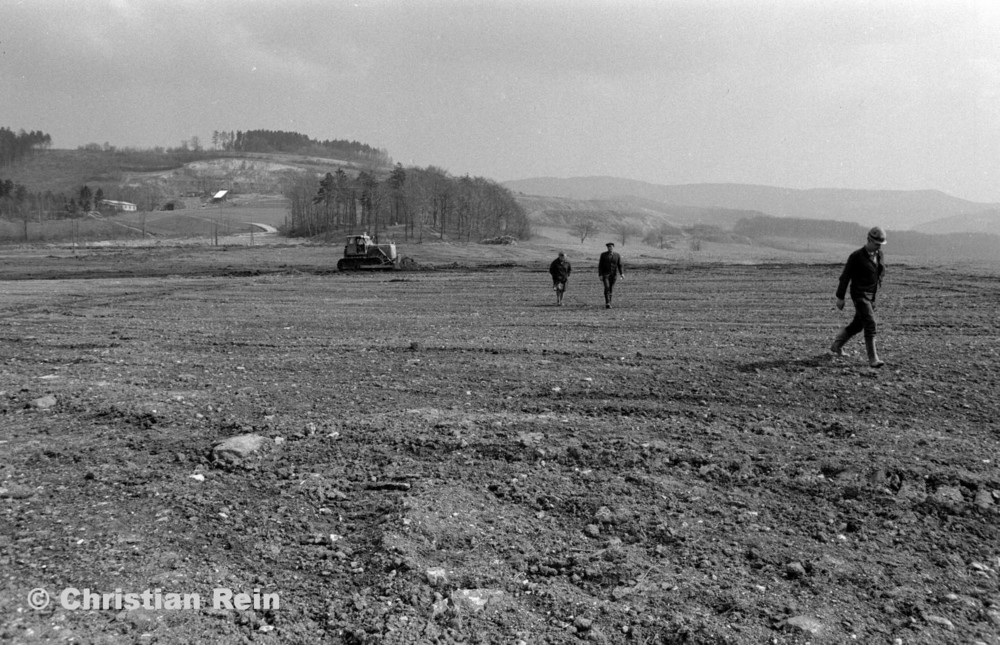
[549,252,572,306]
[830,226,887,367]
[597,242,624,309]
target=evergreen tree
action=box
[78,185,93,212]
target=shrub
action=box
[479,235,518,245]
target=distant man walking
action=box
[549,252,572,306]
[597,242,625,309]
[830,226,887,368]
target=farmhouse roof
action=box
[212,190,229,200]
[99,199,138,210]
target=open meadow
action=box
[0,195,289,246]
[1,241,999,644]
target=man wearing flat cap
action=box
[597,242,625,309]
[830,226,887,367]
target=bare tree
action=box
[611,221,644,246]
[569,219,600,243]
[643,223,682,249]
[285,173,322,236]
[403,169,432,241]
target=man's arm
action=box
[835,255,853,307]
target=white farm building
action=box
[100,199,137,212]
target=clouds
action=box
[3,0,1000,201]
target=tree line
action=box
[733,215,866,241]
[1,179,109,219]
[209,129,390,165]
[284,164,530,242]
[1,128,52,168]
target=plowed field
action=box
[1,245,998,644]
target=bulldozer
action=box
[337,233,400,271]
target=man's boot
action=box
[865,336,884,368]
[829,331,849,356]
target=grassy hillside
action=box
[519,195,1000,263]
[2,148,372,201]
[518,193,760,231]
[505,176,998,232]
[734,214,1000,261]
[3,149,201,195]
[917,208,1000,235]
[0,148,363,243]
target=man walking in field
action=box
[549,252,572,306]
[830,226,887,368]
[598,242,625,309]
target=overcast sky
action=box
[3,0,1000,202]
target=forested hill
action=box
[210,129,389,165]
[735,214,1000,261]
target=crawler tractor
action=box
[338,233,400,271]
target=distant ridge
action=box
[916,208,1000,236]
[503,176,999,233]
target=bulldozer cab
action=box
[348,234,373,255]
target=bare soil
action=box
[1,243,998,645]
